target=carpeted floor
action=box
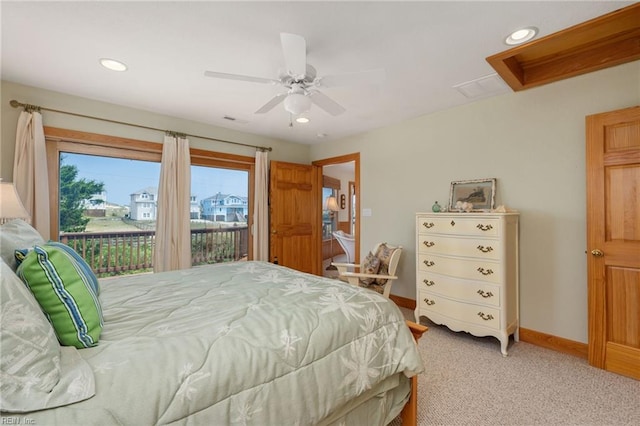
[322,253,347,279]
[390,308,640,426]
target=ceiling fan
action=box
[204,33,385,117]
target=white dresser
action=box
[415,212,519,356]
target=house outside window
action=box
[47,131,254,277]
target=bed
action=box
[1,220,424,425]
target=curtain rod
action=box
[9,100,272,152]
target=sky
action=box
[63,153,248,206]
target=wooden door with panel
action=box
[269,161,321,275]
[586,105,640,380]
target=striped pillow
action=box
[15,243,103,348]
[15,241,99,295]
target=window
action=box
[190,165,249,265]
[46,128,255,277]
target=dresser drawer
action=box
[418,293,501,330]
[417,272,501,307]
[418,253,502,284]
[417,216,500,237]
[417,234,501,260]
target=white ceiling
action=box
[1,1,632,145]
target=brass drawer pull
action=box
[477,289,494,298]
[450,220,455,226]
[423,260,435,267]
[423,279,435,286]
[424,298,435,306]
[477,267,493,276]
[422,222,435,229]
[422,241,435,248]
[477,224,493,231]
[477,245,493,253]
[478,312,494,321]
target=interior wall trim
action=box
[390,294,416,310]
[519,328,588,360]
[394,297,589,359]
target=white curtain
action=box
[253,150,269,261]
[153,134,191,272]
[13,110,50,240]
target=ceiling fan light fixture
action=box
[284,93,312,115]
[505,27,538,45]
[295,116,310,124]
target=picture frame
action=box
[449,178,496,211]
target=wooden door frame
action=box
[312,153,360,269]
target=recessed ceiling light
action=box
[295,117,310,124]
[100,58,127,72]
[505,27,538,45]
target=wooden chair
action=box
[332,243,402,298]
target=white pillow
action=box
[0,258,95,412]
[0,219,45,271]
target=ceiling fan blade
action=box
[318,68,386,88]
[255,93,287,114]
[309,91,346,116]
[280,33,307,79]
[204,70,278,85]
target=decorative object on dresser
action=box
[415,212,519,356]
[449,178,496,211]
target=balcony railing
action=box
[60,226,248,277]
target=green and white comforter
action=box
[25,261,424,425]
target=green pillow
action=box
[16,243,103,348]
[16,241,99,295]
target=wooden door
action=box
[269,161,320,274]
[586,105,640,380]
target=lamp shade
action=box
[0,182,30,224]
[284,93,312,115]
[325,196,339,212]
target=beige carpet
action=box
[390,308,639,425]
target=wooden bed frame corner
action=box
[400,320,428,426]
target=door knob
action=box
[591,249,604,257]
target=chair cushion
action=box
[363,282,386,294]
[15,243,103,348]
[360,251,380,285]
[374,243,396,285]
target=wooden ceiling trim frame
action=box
[486,3,640,91]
